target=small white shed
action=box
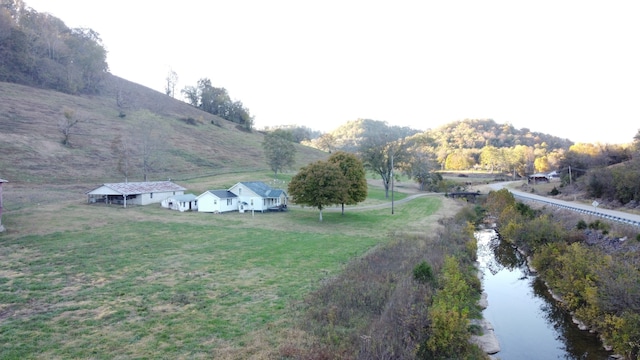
[161,194,197,212]
[196,190,238,213]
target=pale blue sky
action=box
[26,0,640,144]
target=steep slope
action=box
[0,75,327,184]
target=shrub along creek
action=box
[481,189,640,359]
[476,228,611,359]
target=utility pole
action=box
[391,152,394,215]
[568,165,572,186]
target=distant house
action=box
[0,178,7,232]
[197,181,287,214]
[161,194,197,212]
[86,181,186,207]
[196,190,237,213]
[228,181,288,213]
[528,173,550,184]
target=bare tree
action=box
[58,109,81,147]
[165,69,178,98]
[359,135,408,198]
[136,112,166,181]
[316,133,336,153]
[111,133,135,182]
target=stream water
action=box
[475,229,612,360]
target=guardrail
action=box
[513,193,640,228]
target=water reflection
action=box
[476,229,610,360]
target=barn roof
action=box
[87,181,186,195]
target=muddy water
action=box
[475,229,611,359]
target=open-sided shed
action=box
[86,181,186,207]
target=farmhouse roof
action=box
[87,181,186,195]
[207,190,237,199]
[240,181,287,198]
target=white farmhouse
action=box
[86,181,186,207]
[196,190,237,213]
[228,181,287,213]
[196,181,287,214]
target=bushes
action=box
[576,219,588,230]
[413,261,434,284]
[420,256,484,359]
[292,207,486,359]
[486,190,640,357]
[602,311,640,360]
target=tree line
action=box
[301,118,581,183]
[181,78,254,131]
[0,0,108,94]
[295,118,640,206]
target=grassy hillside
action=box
[0,76,327,184]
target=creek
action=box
[475,229,612,359]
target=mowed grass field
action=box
[0,181,445,359]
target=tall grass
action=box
[285,200,485,359]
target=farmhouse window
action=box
[227,199,232,205]
[214,200,217,205]
[150,193,153,199]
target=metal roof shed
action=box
[86,181,186,207]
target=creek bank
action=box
[471,257,500,355]
[511,232,621,358]
[475,228,617,359]
[470,292,500,355]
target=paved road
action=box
[490,182,640,227]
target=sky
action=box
[25,0,640,144]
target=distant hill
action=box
[0,76,328,184]
[324,119,421,152]
[424,118,573,151]
[307,118,573,154]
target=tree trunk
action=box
[341,203,345,215]
[319,209,323,222]
[382,174,391,198]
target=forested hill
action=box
[0,2,108,95]
[424,118,573,151]
[307,118,573,154]
[314,119,421,152]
